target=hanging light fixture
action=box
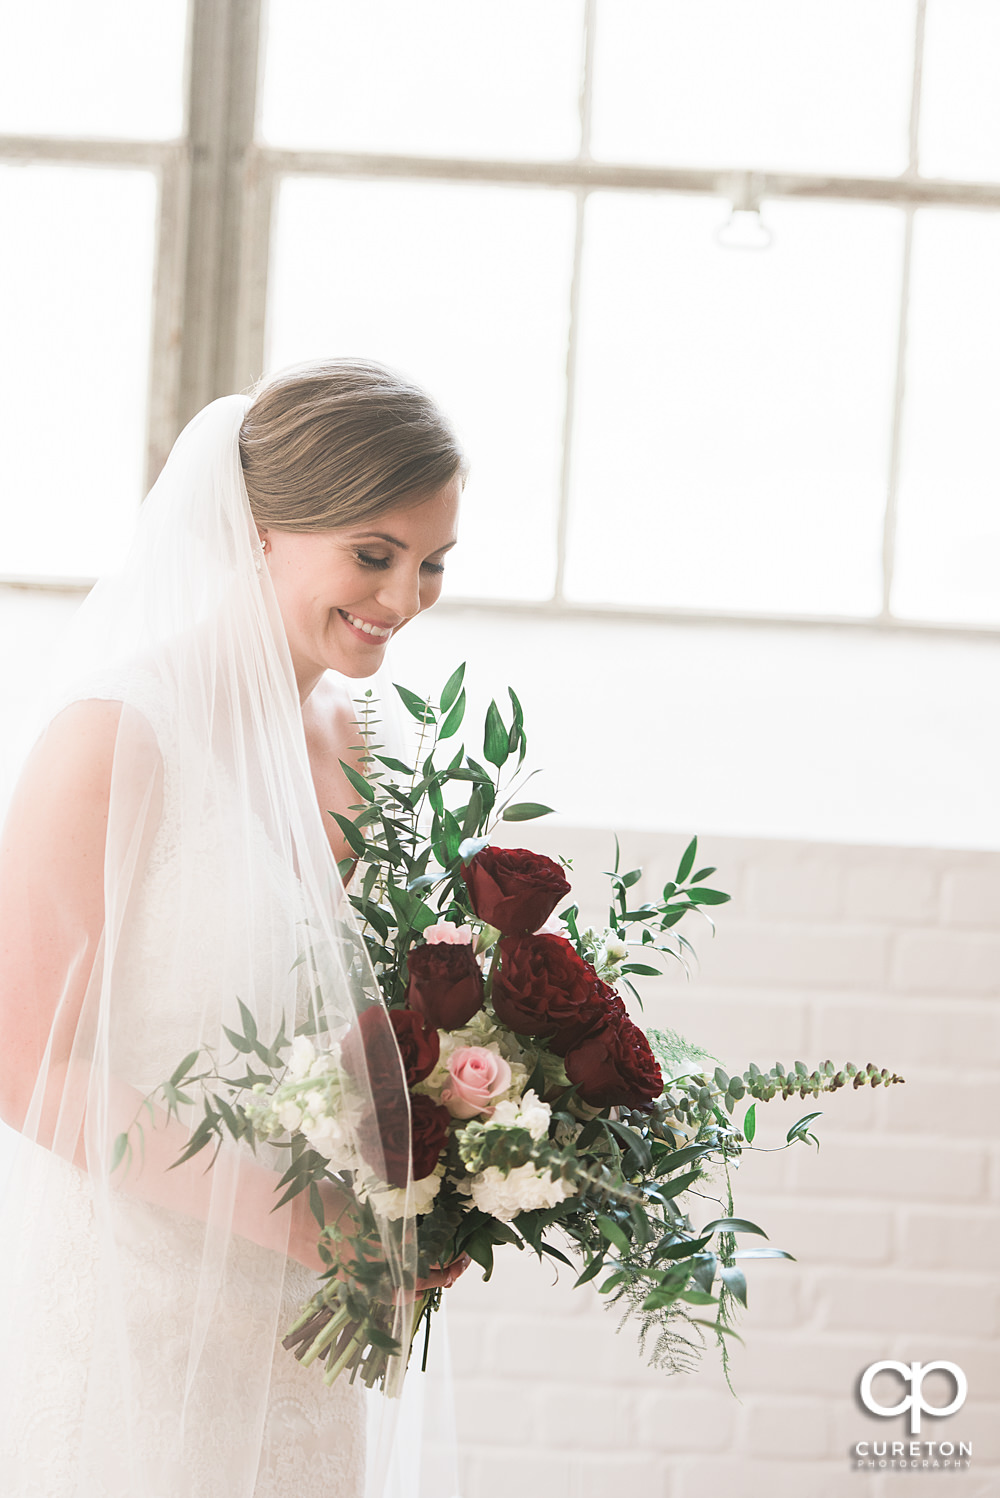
[715,170,773,249]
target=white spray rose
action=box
[469,1162,577,1223]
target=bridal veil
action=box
[0,393,427,1495]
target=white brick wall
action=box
[442,828,1000,1498]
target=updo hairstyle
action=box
[239,359,466,532]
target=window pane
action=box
[892,210,1000,624]
[260,0,584,159]
[919,1,1000,181]
[591,0,915,176]
[0,165,156,577]
[266,178,575,600]
[566,194,904,615]
[0,0,188,140]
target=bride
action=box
[0,359,471,1497]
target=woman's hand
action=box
[289,1183,471,1293]
[415,1254,471,1294]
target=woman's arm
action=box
[0,701,318,1265]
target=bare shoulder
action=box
[7,700,123,821]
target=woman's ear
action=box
[256,526,269,553]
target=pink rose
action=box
[439,1046,512,1119]
[424,921,473,946]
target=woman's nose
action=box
[376,564,422,622]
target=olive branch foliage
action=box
[112,664,904,1385]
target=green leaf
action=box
[439,688,466,740]
[236,997,258,1046]
[338,759,375,803]
[653,1165,702,1201]
[169,1050,201,1088]
[393,683,436,724]
[641,1286,680,1312]
[787,1110,823,1144]
[223,1025,253,1055]
[483,700,509,768]
[309,1181,325,1229]
[690,866,717,882]
[720,1265,748,1307]
[685,888,731,906]
[596,1214,630,1254]
[500,802,555,822]
[605,1118,653,1171]
[461,785,485,838]
[676,836,698,884]
[372,753,414,776]
[702,1217,768,1238]
[111,1131,130,1173]
[598,1269,628,1294]
[621,962,661,977]
[652,1232,713,1262]
[743,1102,757,1143]
[536,1241,573,1268]
[573,1254,608,1288]
[328,811,367,857]
[653,1142,714,1177]
[734,1248,796,1261]
[678,1288,718,1306]
[440,662,466,713]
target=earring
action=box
[253,547,264,574]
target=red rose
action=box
[341,1006,412,1186]
[388,1007,440,1086]
[461,846,571,936]
[491,934,611,1054]
[409,1093,452,1180]
[564,1014,664,1110]
[406,941,484,1030]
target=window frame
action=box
[1,0,998,637]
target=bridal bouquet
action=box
[122,666,903,1391]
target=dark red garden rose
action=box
[406,940,484,1030]
[387,1007,440,1086]
[340,1006,411,1186]
[461,846,571,936]
[491,934,614,1054]
[409,1093,452,1180]
[341,1008,452,1186]
[563,1013,664,1111]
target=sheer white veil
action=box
[0,394,420,1495]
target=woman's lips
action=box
[338,609,394,642]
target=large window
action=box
[2,0,998,630]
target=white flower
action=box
[480,1089,550,1141]
[605,936,629,964]
[359,1163,444,1220]
[287,1035,316,1081]
[308,1042,339,1079]
[516,1089,551,1141]
[276,1100,304,1131]
[469,1162,577,1223]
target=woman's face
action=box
[259,476,461,694]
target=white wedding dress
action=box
[0,669,366,1497]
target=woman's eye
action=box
[355,551,391,570]
[421,560,446,575]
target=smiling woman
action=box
[0,358,469,1498]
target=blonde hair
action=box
[239,358,466,531]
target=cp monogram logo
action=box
[859,1361,968,1435]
